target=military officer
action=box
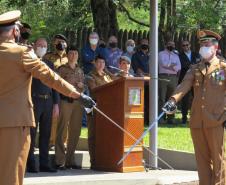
[86,55,115,168]
[0,10,95,185]
[116,55,134,77]
[163,30,226,185]
[44,34,68,148]
[55,46,85,169]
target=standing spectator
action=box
[44,34,68,149]
[158,40,181,124]
[179,40,200,124]
[124,39,136,59]
[131,38,150,124]
[131,39,149,76]
[86,55,115,169]
[19,22,31,44]
[55,46,85,170]
[0,10,95,185]
[81,32,107,74]
[27,38,58,173]
[106,35,123,73]
[163,29,225,185]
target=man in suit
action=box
[178,40,200,124]
[163,29,225,185]
[0,10,95,185]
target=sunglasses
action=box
[182,44,189,47]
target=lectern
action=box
[92,77,146,172]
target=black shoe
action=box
[65,165,82,169]
[27,166,38,173]
[55,164,66,170]
[39,166,57,173]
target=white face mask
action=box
[199,46,214,59]
[126,46,134,53]
[89,38,98,45]
[36,47,47,58]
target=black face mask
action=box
[167,46,174,51]
[56,42,66,51]
[21,32,30,40]
[109,42,117,48]
[99,43,106,48]
[141,44,149,50]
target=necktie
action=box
[204,62,210,72]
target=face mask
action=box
[167,46,174,51]
[21,32,30,40]
[126,46,134,53]
[141,44,149,50]
[36,47,47,58]
[109,42,117,48]
[199,46,214,59]
[89,38,98,45]
[56,42,66,51]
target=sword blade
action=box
[117,112,165,165]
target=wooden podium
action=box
[92,77,145,172]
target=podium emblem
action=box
[128,88,141,105]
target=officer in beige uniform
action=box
[55,46,85,169]
[0,10,95,185]
[44,34,68,148]
[163,30,226,185]
[86,55,114,168]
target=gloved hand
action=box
[78,93,96,109]
[162,99,177,115]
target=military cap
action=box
[120,55,131,64]
[0,10,21,27]
[197,29,221,41]
[54,34,67,42]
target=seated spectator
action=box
[131,39,149,76]
[81,32,107,74]
[86,55,115,169]
[27,38,59,173]
[106,35,123,73]
[116,55,134,77]
[55,46,85,170]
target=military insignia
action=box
[199,31,206,38]
[211,69,225,81]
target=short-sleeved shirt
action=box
[58,63,85,93]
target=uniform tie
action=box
[204,62,210,72]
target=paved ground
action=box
[24,169,198,185]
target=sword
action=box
[92,106,173,169]
[117,112,165,165]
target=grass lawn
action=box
[80,112,225,153]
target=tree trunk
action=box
[90,0,119,41]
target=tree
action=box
[90,0,119,40]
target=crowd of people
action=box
[0,10,225,185]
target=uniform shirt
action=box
[171,56,226,128]
[131,50,149,74]
[43,51,68,69]
[0,40,76,128]
[81,44,108,74]
[58,63,85,93]
[86,69,114,90]
[158,49,181,74]
[31,60,60,104]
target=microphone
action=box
[108,65,124,72]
